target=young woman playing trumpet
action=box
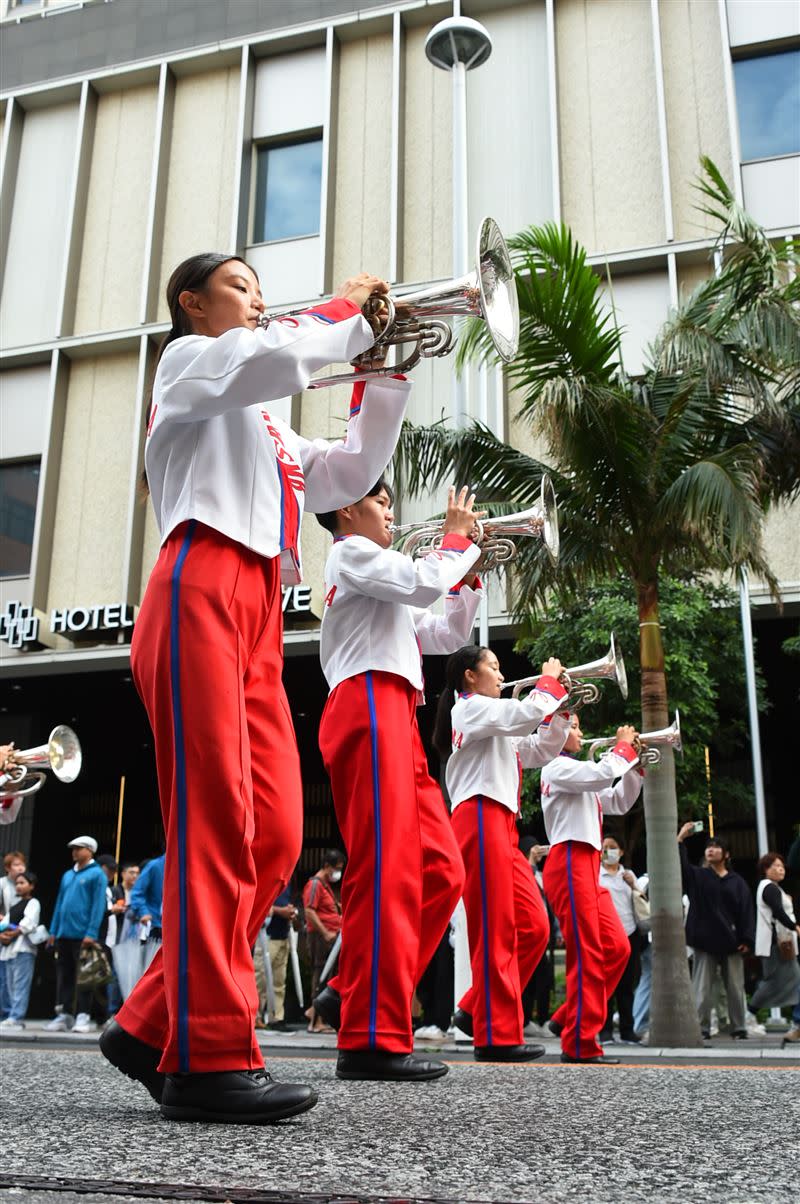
[433,645,570,1061]
[101,252,410,1125]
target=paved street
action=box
[0,1038,797,1204]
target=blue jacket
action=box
[50,860,108,941]
[128,855,165,928]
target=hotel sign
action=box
[1,588,314,651]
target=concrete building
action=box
[1,1,798,907]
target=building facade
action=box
[1,0,798,894]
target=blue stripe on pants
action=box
[365,672,382,1048]
[565,841,584,1059]
[476,798,493,1046]
[170,519,196,1073]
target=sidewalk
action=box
[2,1018,797,1060]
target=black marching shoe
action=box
[312,985,341,1030]
[453,1008,473,1037]
[560,1052,621,1065]
[99,1019,165,1103]
[336,1050,448,1082]
[548,1019,563,1038]
[160,1069,318,1124]
[474,1043,545,1063]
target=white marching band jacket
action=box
[447,678,571,815]
[540,743,643,850]
[320,533,483,695]
[145,299,411,584]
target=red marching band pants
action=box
[542,840,629,1059]
[117,522,304,1074]
[319,671,465,1053]
[452,798,550,1047]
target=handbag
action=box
[777,938,796,963]
[632,890,651,934]
[77,944,114,989]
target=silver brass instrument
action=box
[583,710,682,765]
[0,725,82,799]
[257,217,519,388]
[503,633,628,710]
[391,475,558,570]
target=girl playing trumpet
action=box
[102,253,410,1125]
[433,645,571,1061]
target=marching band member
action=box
[100,252,410,1125]
[314,482,482,1081]
[541,713,643,1064]
[433,646,570,1061]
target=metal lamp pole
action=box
[425,7,493,646]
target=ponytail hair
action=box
[141,252,258,494]
[433,644,490,759]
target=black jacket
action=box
[679,844,755,955]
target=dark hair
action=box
[433,645,491,759]
[316,477,394,535]
[97,854,118,869]
[15,870,37,889]
[322,848,345,868]
[142,253,258,493]
[3,851,26,871]
[758,851,785,877]
[121,861,140,872]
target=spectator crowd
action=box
[1,825,797,1045]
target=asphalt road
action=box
[1,1045,798,1204]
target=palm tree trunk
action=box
[637,579,703,1047]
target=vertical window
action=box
[733,49,800,161]
[0,460,40,577]
[253,137,323,243]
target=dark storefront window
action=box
[0,459,40,577]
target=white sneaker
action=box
[524,1022,547,1038]
[45,1013,74,1032]
[72,1013,98,1033]
[745,1015,767,1036]
[0,1018,25,1030]
[414,1025,447,1041]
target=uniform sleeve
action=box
[151,300,374,425]
[545,742,640,793]
[512,711,571,768]
[336,534,481,607]
[414,581,483,654]
[299,376,411,513]
[85,874,108,941]
[598,761,644,816]
[456,677,568,743]
[0,795,23,826]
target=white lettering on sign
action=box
[50,604,136,634]
[281,586,312,614]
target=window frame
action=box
[732,45,800,165]
[249,131,324,249]
[0,456,42,581]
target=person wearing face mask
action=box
[598,835,647,1044]
[433,645,570,1062]
[540,715,644,1064]
[302,851,345,1033]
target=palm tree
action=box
[393,161,800,1046]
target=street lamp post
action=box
[425,7,493,1036]
[425,9,493,647]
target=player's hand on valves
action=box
[335,273,389,311]
[540,658,563,680]
[443,486,485,541]
[617,725,637,745]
